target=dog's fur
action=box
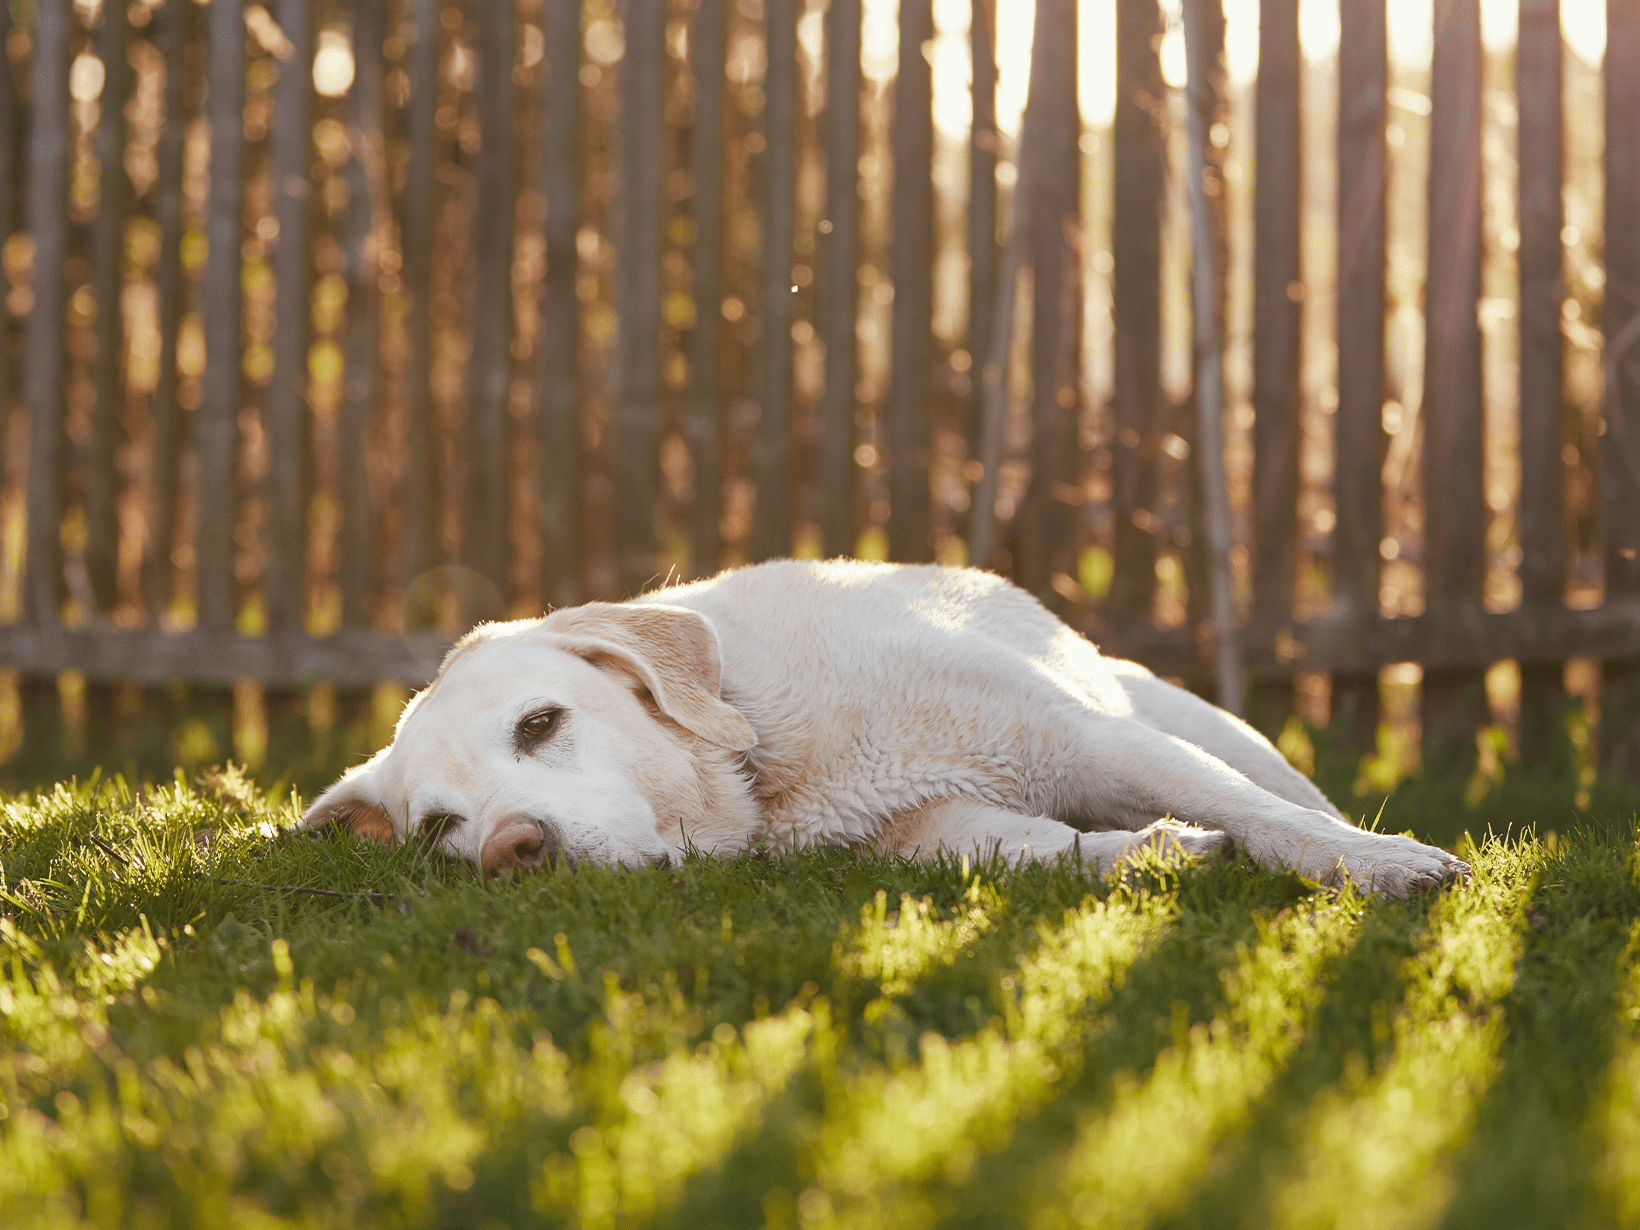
[303,559,1469,895]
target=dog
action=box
[302,558,1469,896]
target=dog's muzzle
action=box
[480,816,562,878]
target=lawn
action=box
[1,763,1638,1228]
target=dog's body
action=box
[304,559,1468,896]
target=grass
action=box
[0,758,1638,1228]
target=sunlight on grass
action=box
[840,881,997,1002]
[800,882,1175,1229]
[1267,853,1531,1230]
[536,980,820,1228]
[0,936,575,1228]
[1030,893,1362,1230]
[1597,921,1640,1226]
[0,926,819,1230]
[0,776,1633,1226]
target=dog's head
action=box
[301,602,760,876]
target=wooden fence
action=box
[0,0,1637,781]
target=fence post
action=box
[199,0,246,634]
[1601,1,1640,777]
[1110,0,1164,624]
[685,0,728,575]
[20,0,72,766]
[815,0,860,560]
[965,0,997,481]
[400,0,439,597]
[612,0,663,595]
[967,75,1031,576]
[750,0,797,562]
[193,0,248,755]
[265,0,312,637]
[1014,0,1080,604]
[464,0,516,603]
[1249,0,1302,735]
[1516,0,1566,770]
[87,0,130,615]
[0,0,12,484]
[145,0,192,623]
[1420,0,1487,775]
[1182,0,1240,713]
[887,0,934,562]
[1332,0,1387,754]
[538,0,582,606]
[340,0,384,629]
[254,0,312,759]
[24,0,72,631]
[83,0,133,762]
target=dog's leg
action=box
[1112,664,1347,819]
[877,798,1230,875]
[1048,713,1468,896]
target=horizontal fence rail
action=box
[0,0,1636,782]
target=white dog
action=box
[303,559,1468,896]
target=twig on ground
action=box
[87,834,132,868]
[215,878,401,904]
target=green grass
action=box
[1,764,1638,1228]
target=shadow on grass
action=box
[652,1078,826,1230]
[930,867,1284,1230]
[651,860,1303,1230]
[1149,894,1423,1230]
[1433,828,1639,1230]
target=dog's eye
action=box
[419,812,463,842]
[516,707,564,747]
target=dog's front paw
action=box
[1330,832,1469,897]
[1135,818,1233,862]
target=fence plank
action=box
[1248,0,1301,730]
[198,0,246,633]
[965,0,997,461]
[887,0,934,562]
[264,0,312,634]
[10,597,1640,691]
[23,0,72,628]
[1331,0,1387,749]
[1517,0,1565,765]
[1014,0,1080,602]
[145,0,191,621]
[1420,0,1486,772]
[1604,0,1640,600]
[339,0,383,628]
[84,0,133,758]
[612,0,663,594]
[464,0,516,599]
[0,0,14,486]
[1176,7,1221,647]
[750,0,797,562]
[815,0,860,559]
[257,0,316,744]
[537,0,581,606]
[1602,0,1640,774]
[399,0,439,595]
[86,0,130,613]
[1181,0,1240,709]
[686,0,727,574]
[1518,0,1564,608]
[0,626,451,687]
[1110,0,1164,622]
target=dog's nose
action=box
[480,817,562,878]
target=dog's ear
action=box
[301,764,398,843]
[543,602,757,752]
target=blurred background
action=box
[0,0,1636,827]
